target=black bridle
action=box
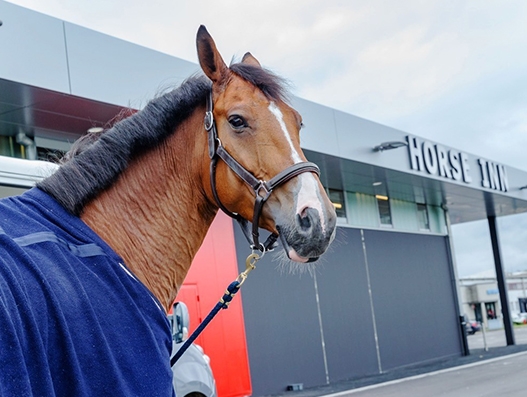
[205,91,321,253]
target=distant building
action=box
[460,271,527,328]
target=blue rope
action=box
[170,280,241,366]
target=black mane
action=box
[38,64,289,215]
[230,63,289,103]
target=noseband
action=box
[205,92,321,253]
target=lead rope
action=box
[170,252,261,367]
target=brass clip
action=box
[237,252,261,286]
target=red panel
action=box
[176,212,251,397]
[174,284,204,347]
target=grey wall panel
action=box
[0,2,69,93]
[363,230,461,370]
[233,227,327,396]
[291,97,339,157]
[64,23,199,108]
[333,108,410,172]
[315,227,380,381]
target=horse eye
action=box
[228,115,247,130]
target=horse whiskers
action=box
[271,249,318,276]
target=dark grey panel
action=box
[0,78,124,142]
[364,230,461,370]
[315,227,380,381]
[233,227,326,396]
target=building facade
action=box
[3,2,527,396]
[460,271,527,328]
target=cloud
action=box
[451,220,495,278]
[452,211,527,278]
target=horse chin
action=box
[287,249,319,263]
[278,229,321,264]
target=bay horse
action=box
[0,26,336,395]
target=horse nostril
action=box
[297,212,312,232]
[297,207,317,234]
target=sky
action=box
[5,0,527,278]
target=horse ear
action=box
[196,25,228,84]
[241,52,261,68]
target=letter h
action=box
[407,136,424,171]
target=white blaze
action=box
[268,102,327,234]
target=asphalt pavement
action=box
[468,322,527,350]
[270,326,527,397]
[331,351,527,396]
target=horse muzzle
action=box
[277,206,336,263]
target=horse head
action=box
[196,26,337,263]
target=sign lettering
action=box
[406,136,507,192]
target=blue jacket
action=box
[0,188,174,396]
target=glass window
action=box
[376,195,392,226]
[417,203,430,230]
[0,136,24,158]
[328,189,347,219]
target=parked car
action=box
[170,302,217,397]
[512,312,527,325]
[465,318,481,335]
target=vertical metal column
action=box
[444,207,470,355]
[487,215,515,345]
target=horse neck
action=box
[81,109,217,312]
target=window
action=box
[0,136,24,159]
[485,302,496,320]
[328,189,347,220]
[417,203,430,230]
[376,195,392,226]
